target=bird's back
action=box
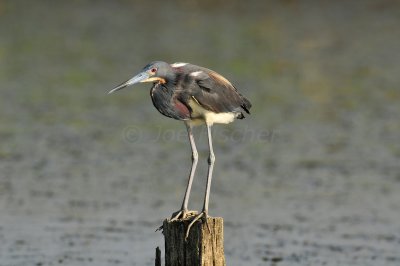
[171,63,252,118]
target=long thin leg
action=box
[181,123,199,211]
[202,124,215,214]
[170,122,199,221]
[185,124,215,238]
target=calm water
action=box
[1,1,400,265]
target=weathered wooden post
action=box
[156,217,225,266]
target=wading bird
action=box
[109,61,251,236]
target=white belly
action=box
[187,98,236,126]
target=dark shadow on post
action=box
[158,217,225,266]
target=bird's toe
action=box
[170,209,198,222]
[185,211,210,239]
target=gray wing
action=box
[189,68,251,115]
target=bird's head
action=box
[108,61,173,94]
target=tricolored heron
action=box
[109,61,251,235]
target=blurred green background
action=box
[1,0,400,265]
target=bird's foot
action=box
[170,209,198,222]
[185,210,210,240]
[156,209,198,232]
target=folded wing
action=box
[186,67,252,117]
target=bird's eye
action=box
[150,68,157,73]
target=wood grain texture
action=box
[163,217,225,266]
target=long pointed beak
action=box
[108,72,150,94]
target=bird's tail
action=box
[240,96,252,114]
